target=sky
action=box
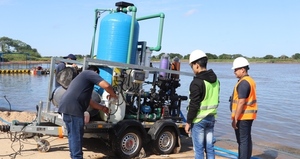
[1,0,300,58]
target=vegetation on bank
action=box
[1,36,300,63]
[164,58,300,63]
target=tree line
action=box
[0,37,42,61]
[151,52,300,61]
[1,36,300,62]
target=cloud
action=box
[185,9,197,16]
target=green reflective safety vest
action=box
[193,80,220,123]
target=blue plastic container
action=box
[95,12,139,94]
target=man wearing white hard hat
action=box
[230,57,257,159]
[185,50,220,159]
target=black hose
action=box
[3,95,11,111]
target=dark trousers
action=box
[235,120,253,159]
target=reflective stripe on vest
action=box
[193,80,220,123]
[232,100,257,106]
[231,76,257,120]
[199,105,218,110]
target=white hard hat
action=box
[232,57,249,69]
[189,50,207,64]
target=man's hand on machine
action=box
[101,105,110,115]
[106,94,118,105]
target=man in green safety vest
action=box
[185,50,220,159]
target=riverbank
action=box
[2,57,300,65]
[0,61,51,65]
[160,58,300,63]
[0,110,299,159]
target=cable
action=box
[3,95,12,111]
[0,131,24,158]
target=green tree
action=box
[232,54,244,59]
[168,53,183,60]
[219,53,233,59]
[263,55,275,59]
[279,55,289,59]
[157,52,166,59]
[183,54,189,59]
[292,53,300,59]
[206,53,218,59]
[0,36,42,61]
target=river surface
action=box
[0,62,299,151]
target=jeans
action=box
[63,114,84,159]
[191,115,215,159]
[235,120,253,159]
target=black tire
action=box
[152,127,177,154]
[112,128,143,159]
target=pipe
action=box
[89,10,99,58]
[137,13,165,51]
[46,57,57,112]
[0,117,10,125]
[90,9,114,58]
[180,110,186,122]
[215,151,237,158]
[37,101,43,124]
[214,146,261,159]
[215,146,238,156]
[123,6,137,64]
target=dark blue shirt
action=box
[237,79,251,99]
[58,70,103,117]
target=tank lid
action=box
[115,1,134,8]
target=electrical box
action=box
[131,70,145,83]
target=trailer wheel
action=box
[113,128,142,159]
[37,139,50,152]
[152,127,177,154]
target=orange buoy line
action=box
[0,69,50,75]
[0,69,31,74]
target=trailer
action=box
[0,2,195,159]
[2,56,193,158]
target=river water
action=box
[0,62,299,151]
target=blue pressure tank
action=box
[95,12,139,94]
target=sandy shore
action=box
[0,110,299,159]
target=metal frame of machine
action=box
[3,57,194,159]
[1,1,197,158]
